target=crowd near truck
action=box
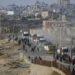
[57,47,70,56]
[56,47,71,61]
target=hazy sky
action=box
[0,0,74,7]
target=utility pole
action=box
[55,23,65,56]
[57,24,64,48]
[59,25,62,48]
[13,20,15,36]
[0,14,1,34]
[55,27,58,49]
[70,25,73,59]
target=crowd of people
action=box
[53,54,75,74]
[18,38,42,61]
[53,54,75,65]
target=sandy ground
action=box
[0,39,65,75]
[30,64,62,75]
[0,39,30,75]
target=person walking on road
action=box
[72,67,75,75]
[38,56,42,60]
[37,47,39,52]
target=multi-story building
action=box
[0,9,7,15]
[55,0,70,8]
[62,0,70,8]
[55,0,62,6]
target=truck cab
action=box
[22,32,30,39]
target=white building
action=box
[41,11,49,18]
[7,11,14,15]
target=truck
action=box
[22,31,30,39]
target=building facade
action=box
[56,0,70,8]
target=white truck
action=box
[22,31,30,39]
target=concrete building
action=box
[43,15,67,29]
[55,0,62,6]
[0,10,7,15]
[41,11,49,18]
[62,0,70,8]
[55,0,70,8]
